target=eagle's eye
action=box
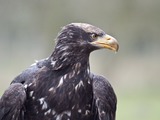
[91,33,98,39]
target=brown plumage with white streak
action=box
[0,23,119,120]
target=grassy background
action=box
[117,90,160,120]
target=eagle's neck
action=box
[49,44,91,72]
[48,43,92,90]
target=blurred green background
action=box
[0,0,160,120]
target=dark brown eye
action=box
[91,33,98,39]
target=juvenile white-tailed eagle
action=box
[0,23,119,120]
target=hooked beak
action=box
[91,34,119,52]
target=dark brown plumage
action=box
[0,23,118,120]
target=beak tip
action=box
[111,38,119,52]
[116,44,119,52]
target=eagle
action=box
[0,23,119,120]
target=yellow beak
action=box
[91,34,119,52]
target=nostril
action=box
[107,37,111,40]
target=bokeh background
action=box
[0,0,160,120]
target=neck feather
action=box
[49,44,90,71]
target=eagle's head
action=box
[51,23,119,70]
[55,23,119,53]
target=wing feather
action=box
[92,75,117,120]
[0,83,26,120]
